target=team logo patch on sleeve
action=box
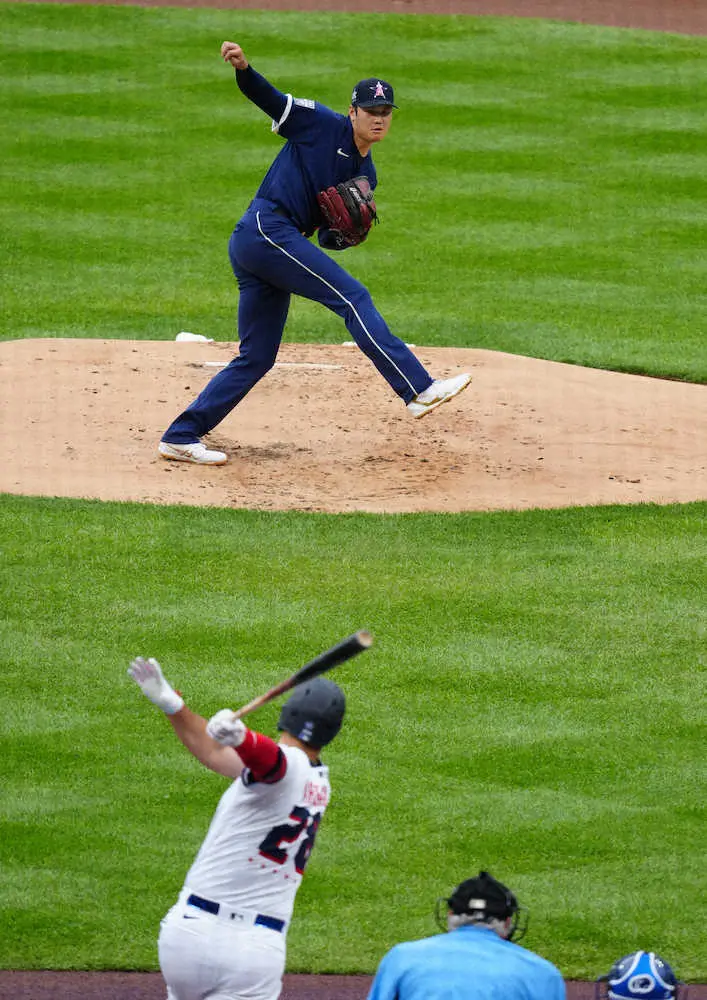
[294,98,315,109]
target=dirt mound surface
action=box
[2,337,705,513]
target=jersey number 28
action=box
[259,806,322,875]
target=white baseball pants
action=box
[158,895,286,1000]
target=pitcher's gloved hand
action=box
[206,709,248,747]
[128,657,185,715]
[316,175,378,249]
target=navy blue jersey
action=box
[235,66,377,236]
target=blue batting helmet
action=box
[277,677,345,748]
[596,951,683,1000]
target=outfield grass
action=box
[1,4,706,379]
[1,495,705,977]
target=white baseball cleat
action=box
[406,373,472,419]
[158,441,228,465]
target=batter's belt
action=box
[184,892,286,933]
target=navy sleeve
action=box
[277,100,340,142]
[235,65,289,122]
[235,66,340,144]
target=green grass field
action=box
[1,1,706,984]
[2,496,706,976]
[1,3,706,379]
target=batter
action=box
[128,655,346,1000]
[159,40,472,465]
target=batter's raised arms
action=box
[158,40,472,466]
[128,655,346,1000]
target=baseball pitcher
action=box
[158,41,472,466]
[128,656,346,1000]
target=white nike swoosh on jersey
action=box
[336,148,350,158]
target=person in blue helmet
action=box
[367,870,565,1000]
[129,657,346,1000]
[596,951,685,999]
[158,40,472,466]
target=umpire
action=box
[367,870,566,1000]
[158,41,471,466]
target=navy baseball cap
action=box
[351,78,398,109]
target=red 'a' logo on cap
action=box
[373,81,386,98]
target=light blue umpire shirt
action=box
[366,924,566,1000]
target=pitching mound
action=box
[1,337,705,513]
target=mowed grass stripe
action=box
[1,4,706,378]
[1,495,705,975]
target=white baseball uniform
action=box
[158,742,331,1000]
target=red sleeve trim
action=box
[236,729,288,783]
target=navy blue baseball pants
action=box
[162,199,433,444]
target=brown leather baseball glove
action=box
[316,175,378,249]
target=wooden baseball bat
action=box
[233,630,373,720]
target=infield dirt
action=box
[2,337,705,512]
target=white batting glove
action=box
[128,657,185,715]
[206,709,247,747]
